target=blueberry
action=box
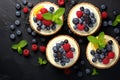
[90,50,95,56]
[31,31,37,37]
[100,4,107,10]
[53,53,58,57]
[91,18,96,24]
[59,48,64,53]
[16,11,21,17]
[77,71,83,77]
[106,45,112,52]
[108,20,113,26]
[72,18,79,25]
[94,53,99,58]
[54,58,59,62]
[27,27,32,34]
[78,39,83,44]
[88,24,93,28]
[37,27,41,31]
[80,60,85,65]
[49,7,54,12]
[46,27,50,30]
[85,68,91,75]
[71,48,75,52]
[90,13,95,18]
[56,43,61,48]
[99,54,105,59]
[51,25,56,30]
[114,28,120,34]
[98,58,102,63]
[53,46,58,53]
[108,40,113,45]
[101,48,107,53]
[80,7,84,11]
[27,2,33,8]
[41,25,46,30]
[37,21,42,27]
[65,58,70,63]
[115,36,120,42]
[81,16,85,21]
[33,17,37,22]
[96,49,101,54]
[84,26,89,32]
[73,25,77,30]
[22,0,28,5]
[84,9,90,15]
[64,39,68,43]
[68,29,72,34]
[60,61,65,66]
[16,3,21,10]
[32,38,37,43]
[79,19,83,24]
[92,57,97,62]
[10,34,16,40]
[112,10,118,16]
[70,0,76,5]
[103,21,108,27]
[60,41,64,46]
[40,38,46,42]
[16,30,22,36]
[15,20,21,26]
[10,25,15,31]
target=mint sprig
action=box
[112,14,120,26]
[12,40,28,54]
[38,57,47,65]
[42,8,65,25]
[91,68,99,76]
[87,32,106,49]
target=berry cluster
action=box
[52,39,75,66]
[72,7,96,32]
[91,40,115,64]
[33,7,57,31]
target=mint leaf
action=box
[18,40,28,48]
[38,57,43,65]
[112,21,118,26]
[98,32,105,49]
[116,14,120,22]
[17,47,22,54]
[53,8,65,18]
[112,14,120,26]
[91,68,99,76]
[55,18,63,25]
[87,36,98,44]
[42,12,53,20]
[12,44,18,50]
[42,60,47,64]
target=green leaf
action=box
[112,14,120,26]
[91,68,99,76]
[53,8,65,18]
[42,12,53,20]
[17,47,22,55]
[12,44,18,50]
[87,36,98,44]
[18,40,28,48]
[112,21,118,26]
[38,57,43,65]
[54,18,63,25]
[116,14,120,22]
[42,60,47,64]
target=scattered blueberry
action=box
[16,11,21,17]
[22,0,28,5]
[77,71,83,77]
[16,30,22,36]
[78,39,83,44]
[112,10,118,16]
[108,20,113,26]
[72,18,79,25]
[10,34,16,40]
[15,20,21,26]
[10,25,15,31]
[27,27,32,34]
[80,60,85,65]
[100,4,107,10]
[32,38,37,43]
[31,31,37,37]
[16,3,21,10]
[40,38,46,42]
[115,36,120,42]
[27,2,33,8]
[114,28,120,34]
[85,68,91,75]
[70,0,76,6]
[103,20,108,27]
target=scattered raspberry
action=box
[36,13,43,20]
[64,69,71,75]
[23,7,29,14]
[23,49,30,56]
[32,44,38,51]
[108,51,115,59]
[39,46,46,53]
[42,20,52,26]
[102,57,110,64]
[77,24,85,31]
[102,11,108,19]
[66,51,73,58]
[40,8,48,14]
[76,11,83,18]
[62,43,71,52]
[58,0,65,6]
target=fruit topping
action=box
[40,8,48,14]
[23,49,30,56]
[39,46,46,53]
[58,0,65,6]
[101,11,108,19]
[23,7,29,14]
[32,44,38,51]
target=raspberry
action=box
[77,24,85,31]
[102,11,108,19]
[39,46,46,53]
[102,57,110,64]
[32,44,38,51]
[23,7,29,14]
[40,8,48,14]
[62,43,71,52]
[23,49,30,56]
[64,69,71,75]
[42,20,52,26]
[66,51,73,58]
[108,51,115,59]
[36,13,43,20]
[76,11,83,18]
[58,0,65,6]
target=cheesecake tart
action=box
[29,2,64,36]
[46,35,80,69]
[68,2,102,36]
[86,33,120,69]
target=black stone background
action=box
[0,0,120,80]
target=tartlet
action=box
[46,35,80,69]
[29,2,63,36]
[68,2,101,36]
[86,35,120,69]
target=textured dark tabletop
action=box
[0,0,120,80]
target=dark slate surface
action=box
[0,0,120,80]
